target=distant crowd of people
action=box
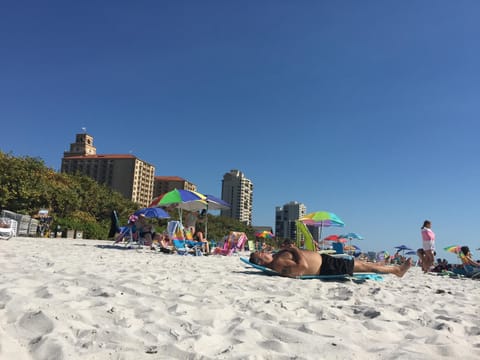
[112,209,210,254]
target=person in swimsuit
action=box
[136,214,154,246]
[421,220,435,273]
[249,246,412,278]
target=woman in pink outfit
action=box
[421,220,435,273]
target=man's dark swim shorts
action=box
[319,254,354,276]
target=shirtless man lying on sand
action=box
[249,246,412,278]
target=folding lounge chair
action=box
[0,218,17,240]
[113,214,140,248]
[213,232,247,255]
[454,250,480,278]
[168,221,203,255]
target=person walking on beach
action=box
[249,246,412,278]
[421,220,435,273]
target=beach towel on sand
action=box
[240,257,383,281]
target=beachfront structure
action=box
[275,201,307,240]
[220,170,253,225]
[153,176,197,198]
[61,133,155,207]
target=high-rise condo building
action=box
[61,133,155,207]
[220,169,253,225]
[275,201,307,240]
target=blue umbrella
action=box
[339,232,364,250]
[394,245,412,251]
[339,232,364,240]
[394,245,413,256]
[134,207,170,219]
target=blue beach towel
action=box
[240,257,383,281]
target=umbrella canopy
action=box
[324,234,347,243]
[299,211,345,227]
[394,245,413,255]
[157,189,206,207]
[339,232,364,241]
[394,245,412,251]
[299,211,345,248]
[201,195,231,240]
[444,245,461,254]
[134,207,170,219]
[256,231,274,239]
[204,194,231,210]
[148,193,165,207]
[405,251,417,255]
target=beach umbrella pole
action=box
[204,204,208,240]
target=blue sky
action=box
[2,1,480,262]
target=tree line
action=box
[0,151,255,241]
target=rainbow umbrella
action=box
[299,211,344,227]
[444,245,461,254]
[153,189,207,225]
[255,231,274,239]
[204,194,231,211]
[157,189,206,207]
[149,193,166,207]
[299,211,345,247]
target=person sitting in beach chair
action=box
[136,214,155,246]
[457,246,480,278]
[168,220,204,255]
[213,232,247,255]
[249,245,412,278]
[113,215,138,245]
[193,230,210,254]
[460,246,480,267]
[151,232,174,252]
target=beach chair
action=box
[0,217,17,240]
[113,214,140,248]
[212,238,230,255]
[168,221,204,255]
[454,248,480,278]
[213,232,247,255]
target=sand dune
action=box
[0,237,479,359]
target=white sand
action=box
[0,237,479,360]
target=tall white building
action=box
[275,201,307,240]
[220,170,253,225]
